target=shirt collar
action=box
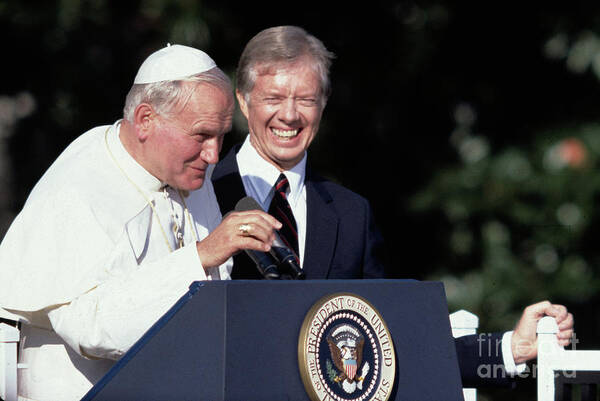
[237,135,306,208]
[107,120,163,194]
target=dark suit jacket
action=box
[212,144,385,280]
[212,143,513,388]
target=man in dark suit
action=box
[213,142,384,280]
[212,25,573,387]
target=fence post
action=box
[0,323,19,401]
[537,316,562,401]
[450,310,479,401]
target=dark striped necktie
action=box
[268,173,299,259]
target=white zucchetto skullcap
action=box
[133,44,217,84]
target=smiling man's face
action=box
[237,56,324,171]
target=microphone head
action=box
[235,196,264,212]
[234,195,303,280]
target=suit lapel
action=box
[303,169,339,279]
[213,144,264,279]
[212,144,246,215]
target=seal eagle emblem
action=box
[298,293,396,401]
[327,324,370,393]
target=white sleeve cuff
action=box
[188,242,232,281]
[178,242,208,280]
[501,331,527,375]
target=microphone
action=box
[242,247,281,280]
[233,197,280,279]
[235,196,305,280]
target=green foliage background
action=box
[2,1,600,399]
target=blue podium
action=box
[82,280,464,401]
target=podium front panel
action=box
[83,280,464,401]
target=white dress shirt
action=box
[236,136,308,266]
[0,121,231,400]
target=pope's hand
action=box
[196,210,282,269]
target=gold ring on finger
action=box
[238,223,252,236]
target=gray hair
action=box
[123,67,232,122]
[236,26,335,106]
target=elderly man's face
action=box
[147,82,234,190]
[238,57,324,171]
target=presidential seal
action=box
[298,293,396,401]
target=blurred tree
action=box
[412,104,600,328]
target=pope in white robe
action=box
[0,119,230,400]
[0,44,282,401]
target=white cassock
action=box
[0,121,231,401]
